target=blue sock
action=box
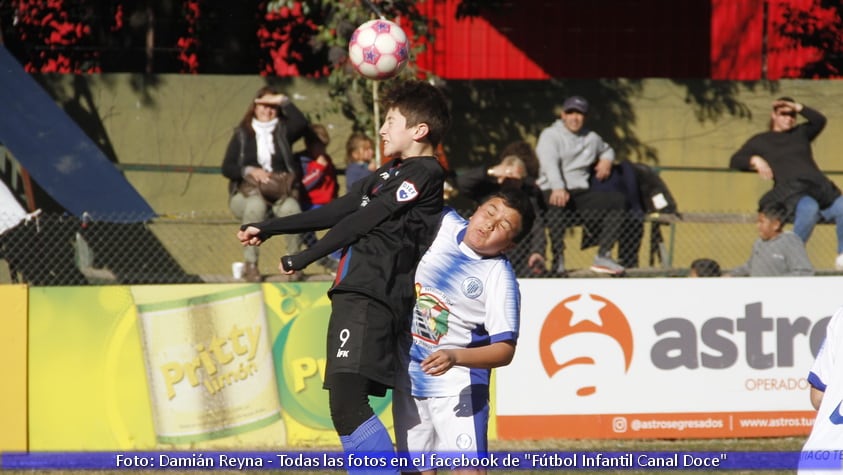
[339,415,397,474]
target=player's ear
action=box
[412,122,430,141]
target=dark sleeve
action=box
[288,159,443,270]
[527,187,547,255]
[249,191,361,237]
[221,130,243,181]
[281,102,309,144]
[287,195,396,270]
[456,166,493,202]
[800,105,827,140]
[729,137,758,171]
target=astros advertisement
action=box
[496,277,841,439]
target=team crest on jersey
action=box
[412,285,450,344]
[396,181,419,202]
[461,277,483,299]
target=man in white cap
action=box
[536,95,626,275]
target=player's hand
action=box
[594,158,612,181]
[421,349,457,376]
[548,189,570,207]
[749,155,773,180]
[279,255,296,274]
[238,226,264,246]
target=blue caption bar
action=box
[1,451,841,471]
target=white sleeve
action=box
[809,307,843,391]
[483,261,521,344]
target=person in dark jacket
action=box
[730,97,843,270]
[455,144,548,277]
[221,86,309,281]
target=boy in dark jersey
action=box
[238,80,449,471]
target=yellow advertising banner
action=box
[27,283,393,450]
[0,284,28,451]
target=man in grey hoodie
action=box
[536,95,626,276]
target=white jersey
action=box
[399,208,520,398]
[799,306,843,474]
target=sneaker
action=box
[836,253,843,271]
[591,255,625,275]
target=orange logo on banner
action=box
[539,294,634,396]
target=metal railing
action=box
[0,208,838,286]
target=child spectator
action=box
[689,258,721,277]
[728,202,814,277]
[299,124,338,209]
[344,132,377,191]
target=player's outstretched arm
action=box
[421,341,516,376]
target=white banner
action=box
[496,277,841,438]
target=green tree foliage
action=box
[267,0,438,134]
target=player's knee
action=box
[328,374,376,435]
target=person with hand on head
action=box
[455,142,547,278]
[727,202,814,277]
[237,80,450,475]
[730,97,843,270]
[221,86,309,282]
[393,189,534,475]
[536,95,626,276]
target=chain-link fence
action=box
[0,209,840,286]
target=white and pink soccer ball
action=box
[348,19,409,80]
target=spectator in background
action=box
[344,132,377,191]
[728,202,814,277]
[536,95,626,276]
[689,258,721,277]
[297,124,340,272]
[455,144,547,277]
[730,97,843,270]
[221,86,308,282]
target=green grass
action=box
[1,437,807,474]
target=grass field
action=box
[1,437,809,475]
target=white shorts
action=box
[392,388,489,470]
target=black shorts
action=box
[323,291,398,396]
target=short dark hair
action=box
[690,258,721,277]
[380,81,451,147]
[481,189,536,244]
[759,201,789,224]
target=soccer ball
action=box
[348,19,409,80]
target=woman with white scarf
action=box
[222,86,309,282]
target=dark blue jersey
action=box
[253,155,445,316]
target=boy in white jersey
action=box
[393,189,535,475]
[798,305,843,474]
